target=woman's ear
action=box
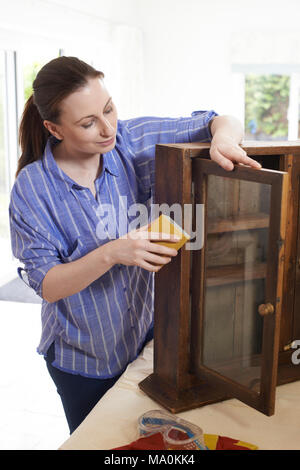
[43,120,64,140]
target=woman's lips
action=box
[97,136,115,146]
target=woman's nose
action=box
[99,119,114,137]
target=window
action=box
[0,48,60,286]
[232,65,300,142]
[0,51,9,246]
[18,49,60,106]
[245,74,290,141]
[0,50,13,283]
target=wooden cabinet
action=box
[139,141,300,416]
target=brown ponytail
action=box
[17,94,50,177]
[16,56,104,178]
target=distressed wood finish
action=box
[144,145,193,395]
[139,141,300,415]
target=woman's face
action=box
[44,77,118,156]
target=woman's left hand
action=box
[209,136,262,172]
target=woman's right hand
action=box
[108,223,180,272]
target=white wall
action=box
[131,0,300,120]
[0,0,145,119]
[2,0,300,121]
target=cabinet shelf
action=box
[143,142,300,417]
[207,212,269,234]
[206,262,267,287]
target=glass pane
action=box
[245,74,290,141]
[202,175,271,392]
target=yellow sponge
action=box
[147,214,191,251]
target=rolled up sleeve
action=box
[9,204,62,299]
[175,110,218,143]
[121,109,218,198]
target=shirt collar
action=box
[42,135,119,201]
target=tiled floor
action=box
[0,300,69,450]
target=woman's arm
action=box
[42,228,179,303]
[42,242,115,303]
[209,115,262,171]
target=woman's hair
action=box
[16,56,104,178]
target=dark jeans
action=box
[45,327,153,434]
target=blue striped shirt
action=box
[9,109,217,378]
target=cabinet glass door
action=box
[191,159,288,415]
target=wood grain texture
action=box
[139,141,300,416]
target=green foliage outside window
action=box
[24,62,45,101]
[23,53,60,101]
[245,74,290,139]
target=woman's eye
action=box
[82,121,94,129]
[81,106,113,128]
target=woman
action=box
[9,56,261,434]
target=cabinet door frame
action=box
[190,159,288,415]
[291,158,300,341]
